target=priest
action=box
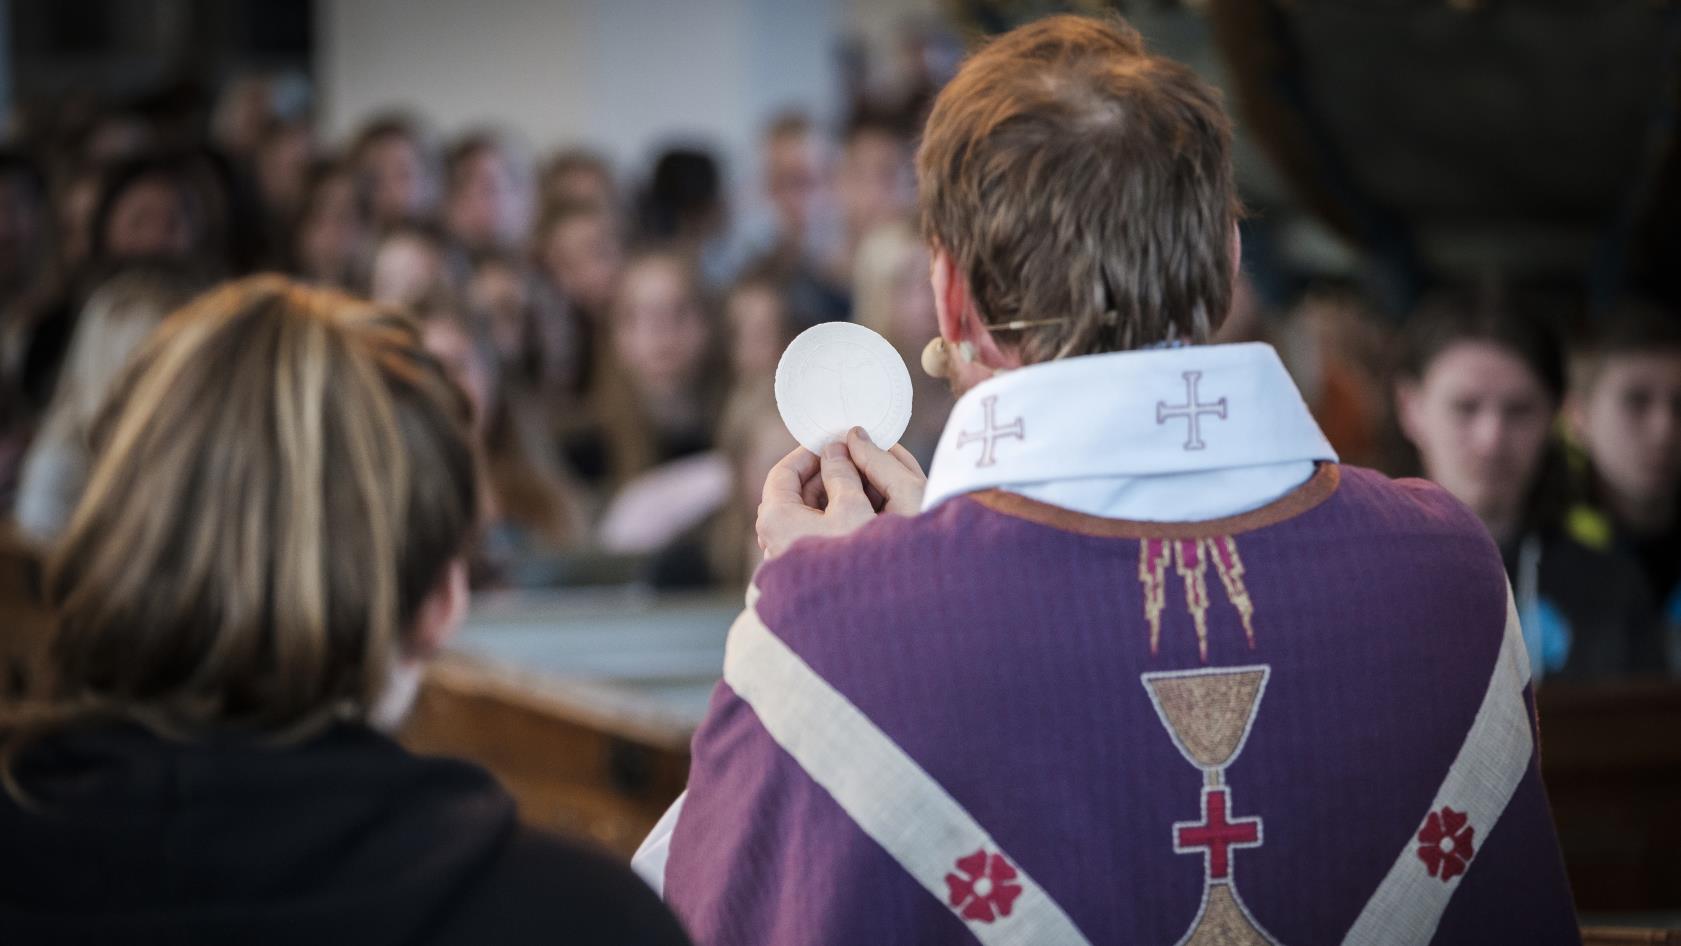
[636,14,1580,945]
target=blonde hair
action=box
[3,276,478,774]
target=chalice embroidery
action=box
[1142,664,1283,946]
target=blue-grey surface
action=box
[450,588,737,729]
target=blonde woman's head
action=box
[27,275,478,747]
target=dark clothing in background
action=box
[1624,521,1681,615]
[647,512,721,591]
[1499,528,1664,679]
[560,425,714,490]
[0,722,690,946]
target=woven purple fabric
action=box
[664,466,1580,945]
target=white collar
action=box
[921,342,1338,514]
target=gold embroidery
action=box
[1144,668,1268,769]
[1175,540,1212,662]
[1139,539,1171,654]
[1208,536,1258,650]
[1142,666,1282,946]
[1136,534,1261,662]
[1183,884,1278,946]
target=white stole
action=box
[921,342,1338,520]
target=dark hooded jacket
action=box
[0,722,691,946]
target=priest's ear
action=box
[930,247,967,347]
[930,246,1018,376]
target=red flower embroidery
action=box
[944,848,1024,923]
[1416,806,1477,882]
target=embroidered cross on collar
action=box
[956,395,1025,468]
[1156,370,1228,451]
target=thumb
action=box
[819,440,869,512]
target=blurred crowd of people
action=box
[1221,281,1681,682]
[0,71,951,596]
[0,62,1675,684]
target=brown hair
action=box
[1570,297,1681,391]
[532,198,614,253]
[1397,284,1571,404]
[917,14,1240,362]
[706,388,788,588]
[351,112,429,165]
[590,247,725,485]
[539,148,615,214]
[3,276,477,768]
[412,295,584,552]
[1394,282,1574,527]
[764,109,815,145]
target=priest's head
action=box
[916,14,1240,393]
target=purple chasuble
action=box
[663,465,1581,946]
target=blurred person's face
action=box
[890,243,937,351]
[613,258,710,403]
[1571,351,1681,518]
[218,80,273,156]
[297,174,366,285]
[366,134,431,225]
[837,130,912,238]
[60,175,101,268]
[85,116,151,166]
[258,124,315,216]
[546,165,614,212]
[765,132,826,244]
[422,318,496,435]
[726,284,786,379]
[104,176,193,260]
[541,213,622,315]
[0,176,43,278]
[737,415,798,514]
[448,147,529,251]
[1398,341,1555,532]
[467,262,530,365]
[369,234,442,307]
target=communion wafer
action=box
[773,322,913,454]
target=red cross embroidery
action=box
[1174,786,1262,880]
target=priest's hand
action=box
[757,427,927,559]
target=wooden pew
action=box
[1536,680,1681,914]
[399,588,732,856]
[1582,930,1681,946]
